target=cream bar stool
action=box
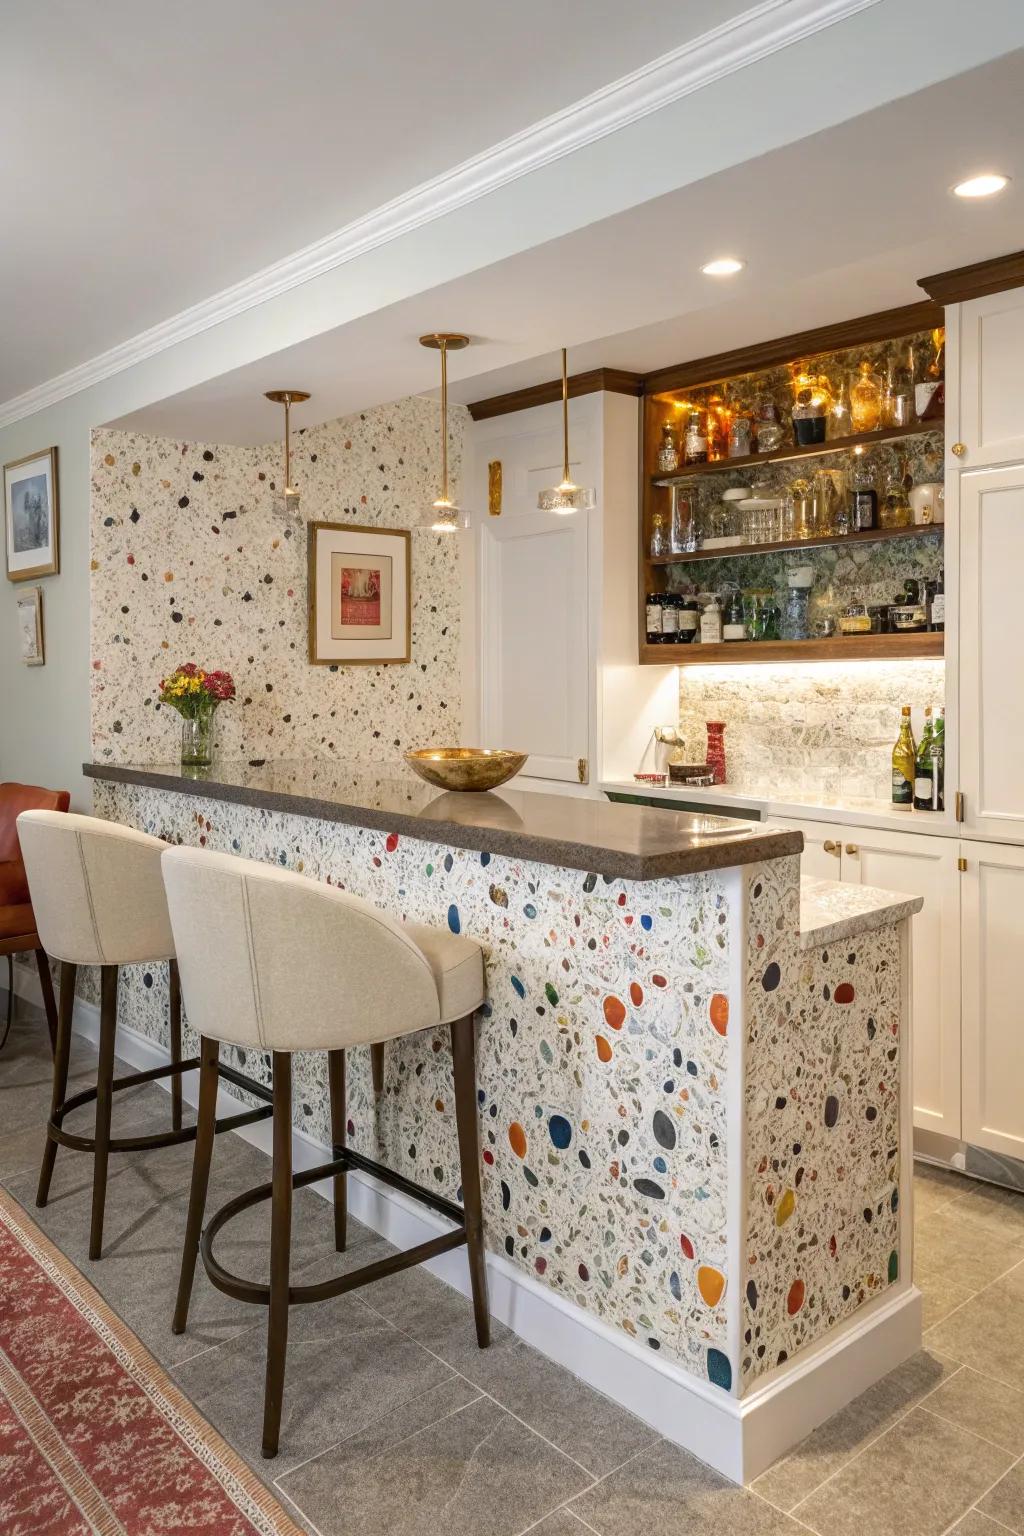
[162,845,490,1460]
[17,811,273,1260]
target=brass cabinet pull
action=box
[951,442,967,457]
[823,839,839,855]
[845,843,859,855]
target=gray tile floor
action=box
[4,995,1024,1536]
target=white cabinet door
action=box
[960,840,1024,1160]
[840,827,961,1139]
[474,410,594,784]
[768,817,843,881]
[958,463,1024,841]
[956,288,1024,468]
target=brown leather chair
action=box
[1,781,69,1053]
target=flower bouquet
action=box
[159,663,235,768]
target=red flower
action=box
[204,670,236,702]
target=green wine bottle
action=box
[913,706,935,811]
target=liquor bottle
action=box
[913,706,935,810]
[891,705,916,810]
[684,409,708,464]
[932,707,946,811]
[850,360,882,433]
[650,512,669,558]
[700,596,723,644]
[722,588,748,641]
[850,455,878,531]
[657,422,681,474]
[929,568,945,632]
[883,345,915,428]
[645,594,664,645]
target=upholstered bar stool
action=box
[0,782,70,1054]
[17,811,273,1260]
[162,845,490,1460]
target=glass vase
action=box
[705,721,728,785]
[180,708,216,769]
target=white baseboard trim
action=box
[7,959,922,1483]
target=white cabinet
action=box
[960,840,1024,1160]
[842,828,962,1140]
[953,289,1024,468]
[957,462,1024,842]
[771,816,962,1138]
[768,816,843,880]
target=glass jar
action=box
[781,585,811,641]
[705,721,728,784]
[850,360,883,433]
[754,399,784,454]
[792,389,826,446]
[181,706,216,769]
[669,486,694,554]
[728,414,753,458]
[879,463,912,529]
[883,345,915,428]
[839,602,872,635]
[828,380,852,439]
[657,421,681,474]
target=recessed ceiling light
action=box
[701,257,745,277]
[952,173,1010,199]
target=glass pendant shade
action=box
[421,333,470,531]
[264,389,310,520]
[538,348,597,513]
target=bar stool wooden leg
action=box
[89,965,119,1261]
[34,949,59,1057]
[172,1035,220,1334]
[262,1052,293,1459]
[370,1041,385,1096]
[450,1013,490,1348]
[36,960,77,1208]
[327,1049,347,1253]
[168,959,183,1134]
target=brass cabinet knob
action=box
[823,839,839,854]
[845,843,859,855]
[951,442,967,457]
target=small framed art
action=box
[308,521,411,665]
[16,585,44,666]
[5,446,59,582]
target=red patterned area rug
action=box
[0,1187,303,1536]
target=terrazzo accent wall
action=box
[678,659,945,801]
[89,396,468,765]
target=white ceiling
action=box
[111,50,1024,446]
[0,0,753,402]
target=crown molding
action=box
[467,367,643,420]
[918,247,1024,305]
[0,0,881,432]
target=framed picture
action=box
[15,585,44,666]
[308,521,411,665]
[5,446,59,582]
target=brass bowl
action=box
[404,747,528,793]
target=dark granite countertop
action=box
[84,760,802,881]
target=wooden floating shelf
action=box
[651,422,943,485]
[647,522,943,566]
[639,633,944,667]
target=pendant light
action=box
[420,333,470,531]
[538,348,596,513]
[264,389,311,517]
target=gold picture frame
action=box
[16,584,44,666]
[5,446,59,582]
[307,521,411,666]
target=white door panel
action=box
[958,290,1024,467]
[961,840,1024,1160]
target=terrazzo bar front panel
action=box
[90,777,910,1401]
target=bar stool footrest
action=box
[200,1150,469,1308]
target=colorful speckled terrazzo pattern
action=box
[92,780,740,1386]
[89,398,467,766]
[743,867,902,1386]
[89,784,907,1398]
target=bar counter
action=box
[84,759,921,1480]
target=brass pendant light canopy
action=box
[265,389,311,514]
[420,333,470,531]
[537,349,596,513]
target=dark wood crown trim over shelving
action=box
[918,246,1024,306]
[467,367,643,421]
